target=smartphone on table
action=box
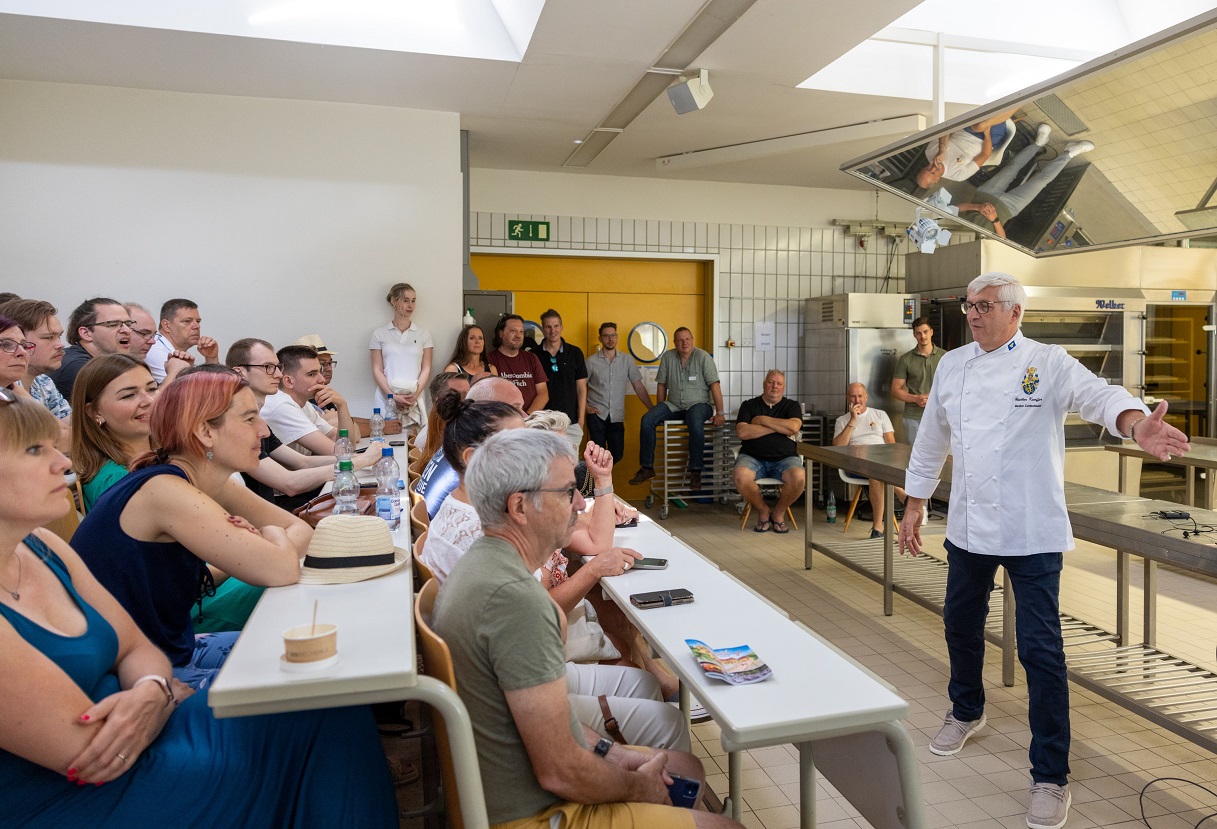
[631,557,668,570]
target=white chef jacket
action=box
[905,332,1146,556]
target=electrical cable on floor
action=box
[1139,777,1217,828]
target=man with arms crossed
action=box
[733,370,804,534]
[434,428,738,829]
[585,322,652,464]
[629,327,725,493]
[144,298,219,383]
[488,314,549,413]
[891,316,945,444]
[898,272,1189,829]
[832,383,906,540]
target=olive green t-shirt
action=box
[656,347,719,410]
[893,346,946,421]
[432,535,584,824]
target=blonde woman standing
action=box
[369,283,433,434]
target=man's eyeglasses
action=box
[89,319,136,331]
[960,300,1012,315]
[0,339,35,354]
[238,363,283,375]
[521,486,578,504]
[132,328,156,340]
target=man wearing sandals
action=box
[733,370,804,534]
[832,382,906,539]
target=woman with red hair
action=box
[73,367,312,689]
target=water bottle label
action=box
[376,495,393,521]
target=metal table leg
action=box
[1143,558,1157,647]
[1002,569,1015,687]
[805,462,815,570]
[729,750,743,821]
[799,743,817,829]
[883,482,894,617]
[1116,550,1129,646]
[411,676,489,829]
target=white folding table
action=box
[600,515,925,829]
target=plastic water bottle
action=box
[333,428,353,475]
[826,491,837,523]
[332,461,360,515]
[384,394,398,421]
[370,407,385,440]
[463,308,476,327]
[374,448,402,530]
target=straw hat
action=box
[299,515,408,584]
[292,334,336,356]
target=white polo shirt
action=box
[833,407,894,445]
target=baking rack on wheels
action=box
[645,421,735,519]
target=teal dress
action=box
[0,535,397,828]
[81,460,127,513]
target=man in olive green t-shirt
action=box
[891,317,946,444]
[433,428,737,828]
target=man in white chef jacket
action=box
[898,272,1189,829]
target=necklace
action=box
[0,550,22,601]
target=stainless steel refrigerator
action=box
[803,293,914,444]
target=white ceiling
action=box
[0,0,987,190]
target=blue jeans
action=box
[638,402,713,472]
[172,631,240,691]
[976,142,1072,219]
[587,414,625,464]
[943,539,1069,785]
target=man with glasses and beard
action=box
[47,297,134,400]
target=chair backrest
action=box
[415,579,463,829]
[42,491,81,543]
[839,467,869,485]
[412,529,434,584]
[70,476,87,517]
[411,498,430,536]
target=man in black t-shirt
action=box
[733,369,805,533]
[525,308,587,450]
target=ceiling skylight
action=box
[0,0,545,61]
[799,0,1217,105]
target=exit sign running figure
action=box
[509,220,550,241]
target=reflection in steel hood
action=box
[840,9,1217,258]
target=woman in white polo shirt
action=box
[368,282,433,434]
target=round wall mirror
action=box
[522,320,543,348]
[628,322,667,364]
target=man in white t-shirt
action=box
[832,382,905,539]
[144,298,220,383]
[261,344,361,456]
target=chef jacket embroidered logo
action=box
[1021,367,1040,395]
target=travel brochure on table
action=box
[686,639,773,685]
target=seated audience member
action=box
[0,292,19,305]
[415,371,471,461]
[416,375,524,519]
[0,392,398,826]
[0,300,70,432]
[124,302,159,361]
[47,298,134,400]
[434,429,737,827]
[143,298,219,384]
[262,344,362,456]
[0,315,30,390]
[227,339,377,511]
[443,323,498,381]
[832,382,906,539]
[69,355,158,512]
[733,369,805,534]
[72,368,313,689]
[292,334,340,428]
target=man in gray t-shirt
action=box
[628,327,725,493]
[433,429,736,828]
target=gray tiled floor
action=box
[650,500,1217,829]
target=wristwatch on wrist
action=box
[593,737,613,758]
[593,485,614,497]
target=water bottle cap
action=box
[373,408,381,414]
[339,460,353,471]
[382,447,393,456]
[398,479,405,487]
[338,429,349,437]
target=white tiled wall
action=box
[472,212,914,415]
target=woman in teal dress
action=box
[70,357,266,635]
[0,389,397,827]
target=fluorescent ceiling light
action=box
[0,0,543,61]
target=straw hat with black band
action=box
[299,515,407,584]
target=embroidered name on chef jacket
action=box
[1014,365,1043,409]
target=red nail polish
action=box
[94,782,104,787]
[67,768,77,776]
[80,714,90,721]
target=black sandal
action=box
[753,519,772,532]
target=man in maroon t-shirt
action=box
[487,314,549,413]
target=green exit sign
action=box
[508,220,550,241]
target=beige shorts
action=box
[493,800,696,829]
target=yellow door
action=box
[472,254,711,499]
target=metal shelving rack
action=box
[645,422,736,519]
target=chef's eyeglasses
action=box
[961,300,1012,315]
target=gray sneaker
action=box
[1027,782,1070,829]
[928,711,986,755]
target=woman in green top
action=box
[70,354,157,512]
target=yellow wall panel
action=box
[473,254,703,297]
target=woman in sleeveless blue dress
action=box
[0,391,396,827]
[72,369,314,689]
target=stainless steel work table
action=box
[798,442,1217,753]
[1105,441,1217,509]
